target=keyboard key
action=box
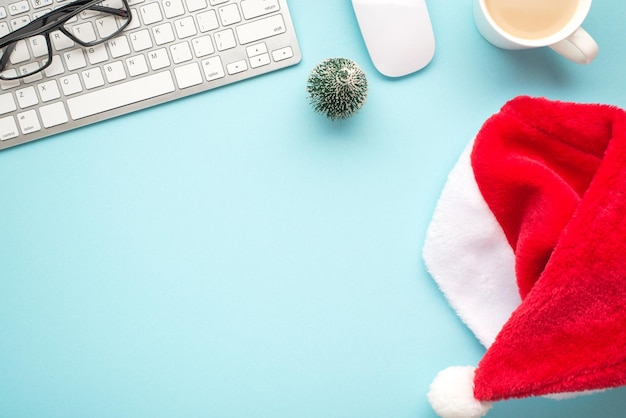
[67,71,176,120]
[39,102,69,128]
[272,46,293,61]
[196,10,219,32]
[174,63,203,89]
[0,93,17,115]
[21,64,44,83]
[43,55,65,77]
[0,22,9,37]
[236,14,285,44]
[72,22,97,43]
[87,44,109,65]
[10,16,31,31]
[63,49,88,71]
[140,3,163,25]
[125,9,141,30]
[104,61,127,83]
[27,35,49,58]
[249,53,270,68]
[214,29,236,51]
[9,40,30,64]
[94,15,119,38]
[108,36,132,58]
[201,56,225,81]
[32,9,51,20]
[153,23,176,45]
[170,42,193,64]
[0,116,19,140]
[218,4,242,26]
[192,35,215,57]
[130,30,153,51]
[38,80,61,102]
[17,109,41,134]
[0,71,21,90]
[32,0,54,8]
[185,0,207,12]
[8,1,30,16]
[174,16,197,39]
[126,55,150,77]
[9,16,30,30]
[51,31,75,50]
[60,74,82,96]
[163,0,185,18]
[246,42,267,57]
[16,86,38,108]
[226,59,248,75]
[147,48,171,70]
[241,0,280,19]
[82,68,105,89]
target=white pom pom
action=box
[427,366,493,418]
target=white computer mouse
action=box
[352,0,435,77]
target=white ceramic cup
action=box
[473,0,598,64]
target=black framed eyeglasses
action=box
[0,0,132,81]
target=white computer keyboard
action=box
[0,0,301,150]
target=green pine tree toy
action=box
[306,58,368,120]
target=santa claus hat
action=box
[423,96,626,417]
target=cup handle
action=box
[549,27,598,64]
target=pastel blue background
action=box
[2,1,626,417]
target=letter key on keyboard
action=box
[0,0,301,150]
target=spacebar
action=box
[67,71,176,120]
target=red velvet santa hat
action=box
[423,96,626,417]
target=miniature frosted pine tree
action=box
[306,58,368,120]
